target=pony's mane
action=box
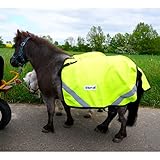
[14,30,66,54]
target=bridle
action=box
[12,37,30,66]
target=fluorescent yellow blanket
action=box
[61,52,150,108]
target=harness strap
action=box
[62,56,77,68]
[13,37,31,63]
[58,57,77,77]
[20,37,30,47]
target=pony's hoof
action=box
[63,124,72,128]
[42,128,50,133]
[112,137,123,143]
[112,134,127,143]
[42,125,54,133]
[63,120,73,128]
[56,112,63,116]
[94,127,100,132]
[83,113,92,118]
[94,125,108,133]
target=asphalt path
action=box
[0,103,160,151]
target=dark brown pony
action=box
[10,30,145,143]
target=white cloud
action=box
[1,0,160,8]
[0,8,160,43]
[0,22,21,42]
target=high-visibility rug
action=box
[61,52,150,109]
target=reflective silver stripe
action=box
[112,85,137,105]
[62,82,90,107]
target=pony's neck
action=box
[27,41,70,72]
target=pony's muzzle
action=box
[10,57,21,67]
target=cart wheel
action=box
[0,98,11,130]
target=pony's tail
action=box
[126,70,144,126]
[126,102,139,126]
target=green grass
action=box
[0,48,40,103]
[126,54,160,107]
[0,48,160,107]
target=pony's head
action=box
[10,30,32,67]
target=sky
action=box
[1,1,160,44]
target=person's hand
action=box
[15,79,22,84]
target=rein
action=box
[21,81,39,94]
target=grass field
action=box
[0,48,160,107]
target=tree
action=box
[66,37,75,47]
[104,34,112,53]
[76,36,92,52]
[130,22,158,54]
[0,36,5,48]
[105,34,112,47]
[0,36,3,45]
[42,35,53,44]
[123,33,135,54]
[110,33,125,48]
[86,26,106,52]
[150,36,160,55]
[108,32,136,54]
[109,33,126,53]
[63,40,71,51]
[77,36,85,46]
[77,36,86,51]
[54,41,59,46]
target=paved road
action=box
[0,103,160,151]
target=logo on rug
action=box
[84,85,96,90]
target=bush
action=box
[0,44,5,48]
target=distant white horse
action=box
[23,70,97,117]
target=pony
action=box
[10,30,150,143]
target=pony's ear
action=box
[26,31,32,37]
[16,29,22,38]
[17,29,21,35]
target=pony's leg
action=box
[95,106,117,133]
[112,107,127,143]
[117,109,127,122]
[55,99,63,116]
[63,104,74,128]
[42,96,55,133]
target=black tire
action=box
[0,98,11,130]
